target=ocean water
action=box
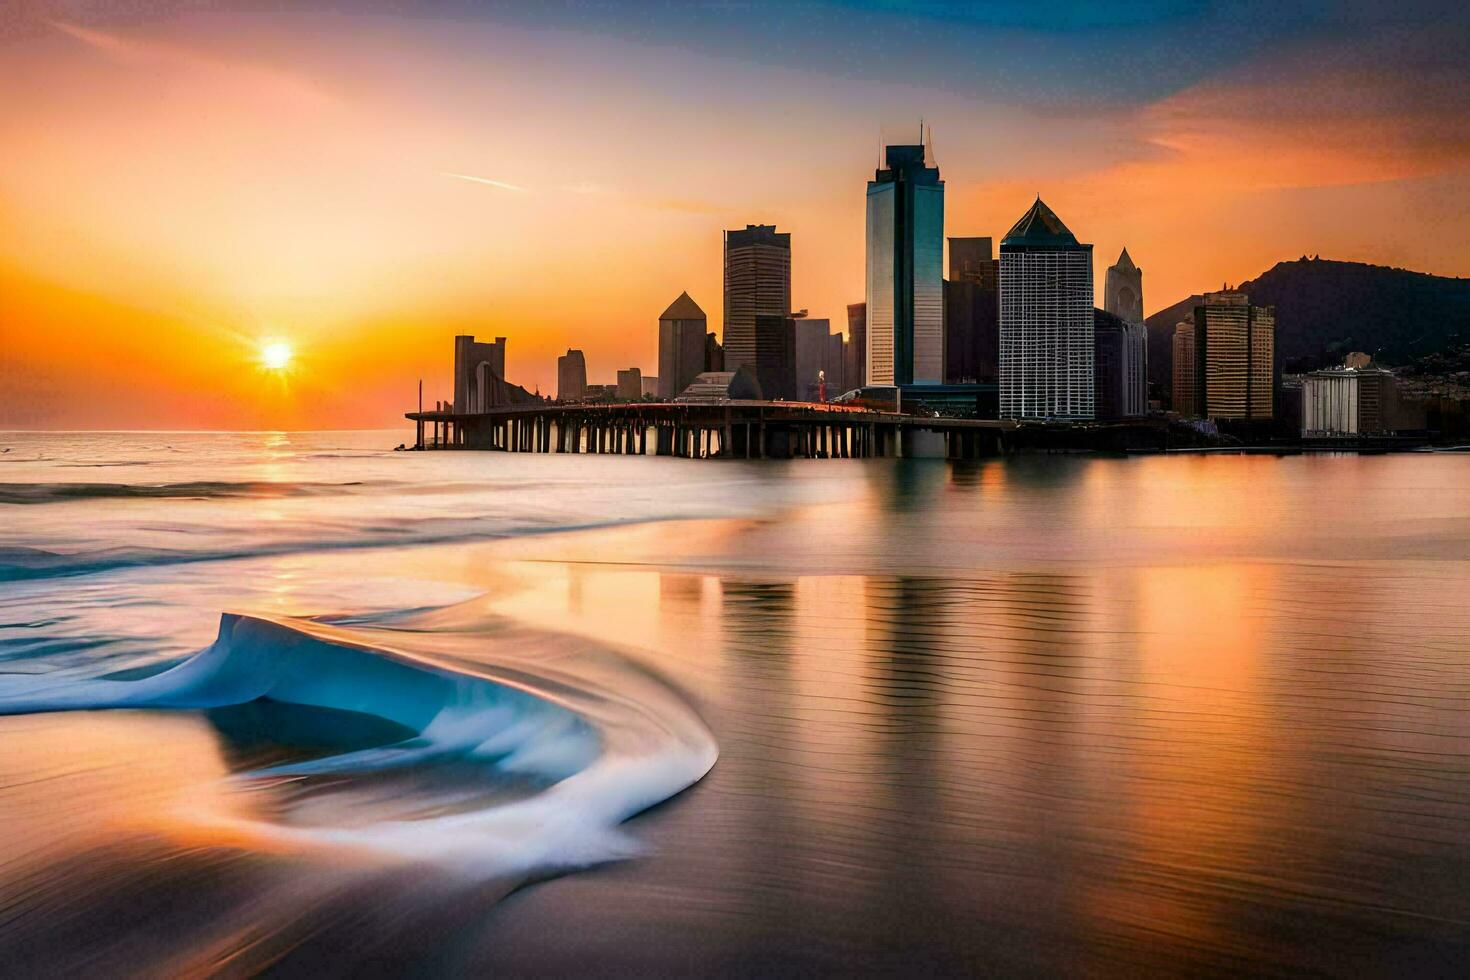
[1,430,1468,975]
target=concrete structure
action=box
[1093,310,1128,421]
[616,368,643,402]
[675,366,763,404]
[704,333,724,373]
[866,144,944,385]
[1103,248,1148,416]
[557,348,587,402]
[657,291,708,401]
[1302,365,1398,437]
[753,314,797,401]
[1104,247,1144,324]
[454,335,506,412]
[1171,322,1196,415]
[845,303,867,394]
[999,198,1095,420]
[826,331,846,400]
[794,317,839,402]
[1192,290,1276,420]
[944,236,1000,384]
[641,376,659,399]
[723,225,791,376]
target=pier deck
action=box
[405,401,1017,458]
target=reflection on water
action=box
[2,438,1470,974]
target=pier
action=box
[405,401,1018,459]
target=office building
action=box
[1302,365,1398,437]
[1093,310,1129,421]
[795,317,836,401]
[753,314,796,400]
[658,291,708,400]
[641,376,659,399]
[845,303,867,391]
[557,348,587,402]
[1104,248,1144,324]
[866,144,943,385]
[944,236,1000,384]
[616,367,643,401]
[723,225,791,375]
[704,333,724,373]
[998,198,1095,420]
[1171,322,1196,415]
[1104,248,1148,416]
[1193,290,1276,420]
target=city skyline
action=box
[3,1,1469,428]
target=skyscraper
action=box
[1093,309,1128,421]
[1171,322,1196,415]
[723,225,790,376]
[944,236,999,383]
[1193,290,1276,420]
[845,303,867,390]
[753,314,797,400]
[1103,248,1148,416]
[999,198,1094,420]
[658,291,707,400]
[557,348,586,402]
[1104,248,1144,324]
[866,144,943,385]
[794,317,834,402]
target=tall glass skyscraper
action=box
[998,198,1095,420]
[865,145,943,386]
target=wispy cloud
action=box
[443,172,528,193]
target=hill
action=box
[1145,258,1470,392]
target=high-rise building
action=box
[1093,309,1128,421]
[704,333,723,373]
[866,144,943,385]
[794,317,833,401]
[557,348,587,402]
[944,236,1000,383]
[1193,290,1276,420]
[658,291,708,400]
[845,303,867,390]
[998,198,1094,420]
[454,335,507,412]
[753,314,796,400]
[1104,248,1148,416]
[1104,248,1144,324]
[1171,322,1196,415]
[826,330,846,398]
[723,225,791,376]
[616,367,643,401]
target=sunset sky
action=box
[3,0,1468,429]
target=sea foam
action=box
[0,612,718,881]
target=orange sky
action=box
[2,7,1467,429]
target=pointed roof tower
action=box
[1001,197,1080,248]
[660,291,706,321]
[1114,247,1137,271]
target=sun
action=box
[259,340,293,371]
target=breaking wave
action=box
[0,611,718,881]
